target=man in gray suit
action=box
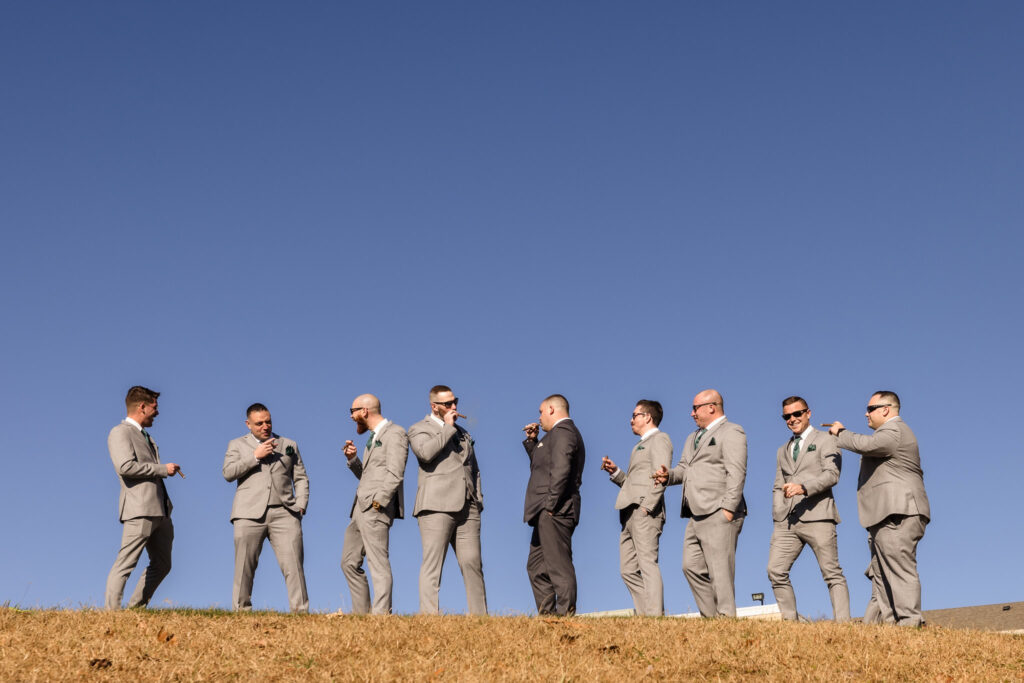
[523,394,586,616]
[408,385,487,615]
[654,389,746,617]
[223,403,309,613]
[341,393,408,614]
[105,386,181,609]
[767,396,850,621]
[600,399,672,616]
[829,390,930,626]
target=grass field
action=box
[2,608,1022,681]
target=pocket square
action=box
[286,446,296,456]
[636,445,645,451]
[709,438,717,446]
[374,440,382,448]
[807,444,817,452]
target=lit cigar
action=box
[820,423,834,427]
[455,413,469,420]
[177,469,186,479]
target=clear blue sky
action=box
[2,2,1022,617]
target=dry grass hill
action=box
[2,608,1022,681]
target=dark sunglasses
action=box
[866,404,892,413]
[432,398,459,408]
[782,409,808,420]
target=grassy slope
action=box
[1,610,1022,681]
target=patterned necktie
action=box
[792,435,802,461]
[694,428,707,449]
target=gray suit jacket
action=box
[837,416,930,528]
[667,418,747,518]
[347,421,408,521]
[523,418,586,525]
[772,428,841,523]
[610,430,672,515]
[223,433,309,522]
[109,421,171,521]
[408,416,483,517]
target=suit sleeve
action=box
[109,428,167,479]
[374,429,408,507]
[837,424,898,459]
[666,452,685,487]
[641,434,673,510]
[347,456,363,480]
[544,427,574,511]
[720,424,747,513]
[609,468,626,487]
[772,448,785,496]
[523,438,537,458]
[799,436,841,498]
[292,444,309,512]
[223,439,259,482]
[408,422,458,464]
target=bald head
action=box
[353,393,381,414]
[691,388,724,428]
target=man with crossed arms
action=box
[655,389,746,617]
[767,396,850,621]
[408,385,487,615]
[341,393,408,614]
[601,399,672,616]
[223,402,309,613]
[829,390,930,626]
[105,385,181,609]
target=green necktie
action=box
[694,428,707,449]
[792,435,802,461]
[141,429,154,450]
[365,435,374,450]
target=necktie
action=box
[141,429,155,451]
[694,428,707,449]
[792,435,802,461]
[365,435,374,450]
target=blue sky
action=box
[2,2,1022,617]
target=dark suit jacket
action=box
[523,418,585,526]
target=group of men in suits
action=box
[105,384,929,626]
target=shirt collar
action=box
[703,416,726,432]
[124,417,143,432]
[551,417,571,429]
[795,425,813,440]
[639,427,660,441]
[372,418,390,436]
[429,414,444,427]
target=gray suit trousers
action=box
[341,505,393,614]
[526,513,577,616]
[682,511,743,617]
[105,516,174,610]
[868,514,927,626]
[232,506,308,613]
[767,519,850,621]
[417,501,486,615]
[619,506,665,616]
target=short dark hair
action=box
[125,386,159,409]
[429,385,452,400]
[246,402,270,417]
[873,390,901,410]
[635,399,663,426]
[544,394,570,414]
[781,396,807,409]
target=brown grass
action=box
[1,609,1022,681]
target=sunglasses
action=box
[782,409,808,420]
[432,398,459,408]
[866,404,892,413]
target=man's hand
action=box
[165,463,181,476]
[722,509,734,521]
[255,439,277,460]
[600,456,617,474]
[782,483,806,498]
[342,440,357,460]
[828,421,845,436]
[523,423,539,440]
[652,465,669,485]
[443,409,458,427]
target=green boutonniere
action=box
[286,446,296,456]
[806,444,817,452]
[709,438,717,446]
[636,445,645,451]
[375,440,383,448]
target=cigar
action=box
[820,423,834,427]
[177,469,186,479]
[455,413,469,419]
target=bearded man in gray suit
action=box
[829,390,930,627]
[767,396,850,621]
[341,393,408,615]
[408,385,486,615]
[655,389,746,617]
[523,394,586,616]
[223,403,309,613]
[105,386,181,609]
[600,399,672,616]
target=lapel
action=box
[793,428,819,471]
[365,422,385,463]
[690,419,725,462]
[132,424,158,462]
